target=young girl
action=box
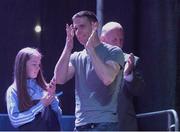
[6,47,61,131]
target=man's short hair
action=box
[72,10,98,23]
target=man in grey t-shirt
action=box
[54,11,124,131]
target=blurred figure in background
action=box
[6,47,61,131]
[101,21,145,130]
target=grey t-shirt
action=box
[70,43,124,126]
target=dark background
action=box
[0,0,179,118]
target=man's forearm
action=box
[87,48,119,86]
[54,47,71,84]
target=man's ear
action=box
[100,35,105,42]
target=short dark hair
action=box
[72,10,98,22]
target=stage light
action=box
[34,25,41,33]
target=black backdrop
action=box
[0,0,179,117]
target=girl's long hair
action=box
[14,47,47,111]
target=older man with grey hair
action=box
[100,21,145,131]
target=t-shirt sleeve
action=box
[70,52,78,67]
[106,46,124,68]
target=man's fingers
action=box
[92,22,98,31]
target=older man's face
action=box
[103,28,124,48]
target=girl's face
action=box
[26,54,41,79]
